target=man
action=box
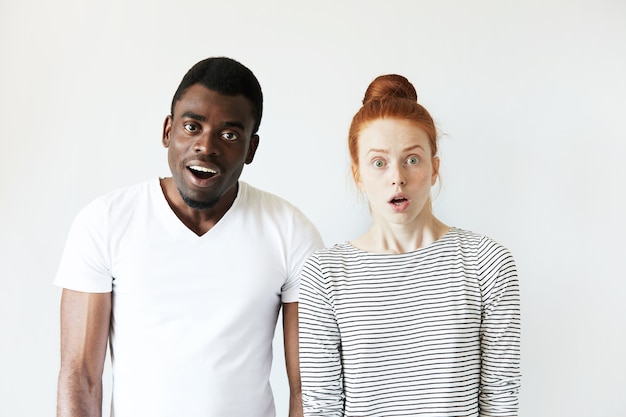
[55,57,324,417]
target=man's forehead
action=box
[174,85,253,115]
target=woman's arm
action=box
[298,255,344,417]
[478,239,522,416]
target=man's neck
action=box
[159,177,238,236]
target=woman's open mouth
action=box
[388,194,410,212]
[390,197,407,206]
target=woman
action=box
[298,74,521,416]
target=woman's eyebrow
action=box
[403,144,425,153]
[365,144,424,156]
[366,148,389,156]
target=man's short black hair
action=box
[171,57,263,134]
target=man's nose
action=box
[193,132,219,155]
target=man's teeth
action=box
[189,166,216,174]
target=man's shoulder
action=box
[79,178,157,219]
[97,178,155,202]
[83,178,154,206]
[237,181,322,240]
[239,181,300,212]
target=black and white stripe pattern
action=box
[299,228,520,417]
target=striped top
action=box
[299,227,520,417]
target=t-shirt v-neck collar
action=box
[152,178,244,239]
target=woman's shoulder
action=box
[448,227,508,248]
[448,227,515,269]
[312,242,357,258]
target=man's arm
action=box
[57,289,111,417]
[283,302,303,417]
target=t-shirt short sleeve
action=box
[54,199,113,293]
[280,208,324,304]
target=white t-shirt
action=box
[55,179,324,417]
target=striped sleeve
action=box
[299,253,345,416]
[477,237,521,416]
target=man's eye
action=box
[407,156,419,165]
[373,159,386,168]
[222,132,239,141]
[184,123,198,133]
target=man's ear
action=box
[245,134,260,164]
[162,115,173,148]
[431,156,440,185]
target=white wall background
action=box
[1,0,625,415]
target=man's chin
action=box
[180,191,218,210]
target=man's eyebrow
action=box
[179,112,246,130]
[181,111,206,122]
[222,121,246,130]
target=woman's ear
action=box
[431,156,440,185]
[351,164,363,191]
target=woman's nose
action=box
[391,166,406,186]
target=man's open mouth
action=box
[188,165,217,180]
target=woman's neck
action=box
[352,215,450,254]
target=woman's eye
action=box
[222,131,239,141]
[184,123,198,133]
[407,156,419,165]
[373,159,386,168]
